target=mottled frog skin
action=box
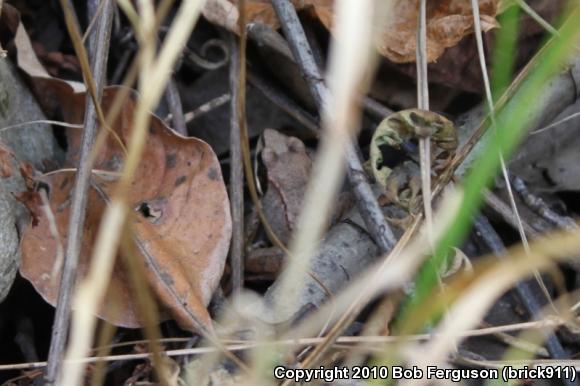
[370,109,457,218]
[261,129,312,244]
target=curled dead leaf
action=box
[20,87,232,332]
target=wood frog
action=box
[260,129,312,244]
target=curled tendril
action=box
[184,38,230,70]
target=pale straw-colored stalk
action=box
[272,0,378,324]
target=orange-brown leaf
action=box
[20,87,232,332]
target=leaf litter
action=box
[20,87,232,332]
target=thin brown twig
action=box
[229,32,244,294]
[44,1,114,384]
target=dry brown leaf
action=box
[20,87,232,332]
[387,0,498,63]
[202,0,498,63]
[20,171,143,326]
[316,0,498,63]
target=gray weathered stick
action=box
[165,78,188,136]
[44,1,114,384]
[229,33,244,294]
[270,0,397,253]
[246,21,393,119]
[473,216,578,386]
[511,176,577,231]
[258,210,381,323]
[247,70,319,135]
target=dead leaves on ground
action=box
[202,0,499,63]
[1,4,231,332]
[20,87,232,332]
[374,0,498,63]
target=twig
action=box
[0,120,83,132]
[530,111,580,136]
[415,0,433,246]
[301,21,394,120]
[247,22,293,58]
[83,0,106,45]
[511,176,577,231]
[514,0,560,37]
[246,21,393,120]
[164,77,188,135]
[483,190,543,236]
[247,70,319,135]
[270,0,397,253]
[44,1,114,385]
[0,317,572,371]
[472,215,576,386]
[229,33,244,294]
[182,94,231,123]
